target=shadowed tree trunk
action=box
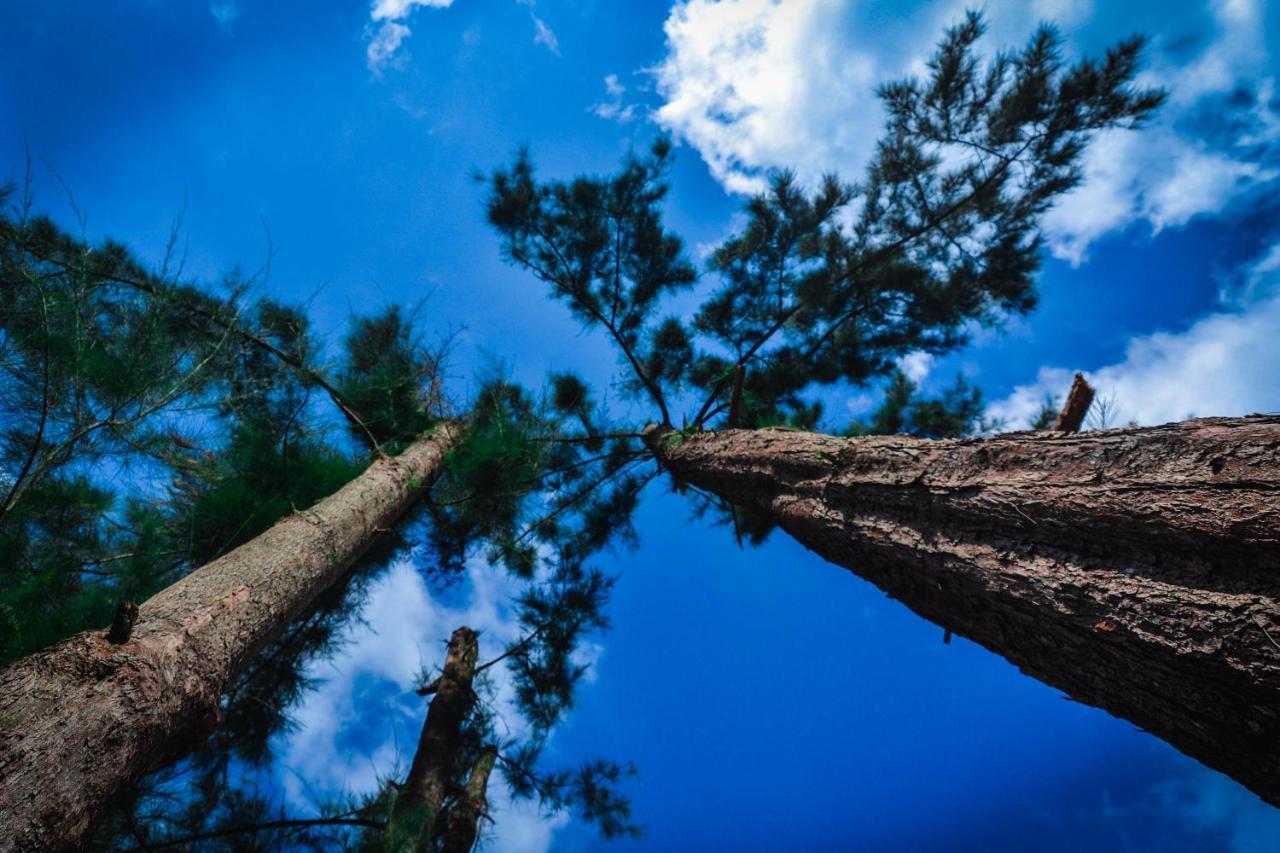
[385,626,479,852]
[440,745,498,853]
[645,416,1280,805]
[0,424,462,852]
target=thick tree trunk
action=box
[0,424,461,852]
[385,626,479,852]
[439,744,497,853]
[646,416,1280,805]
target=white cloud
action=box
[1043,129,1272,265]
[366,0,559,74]
[365,0,454,75]
[531,14,560,56]
[276,557,586,851]
[372,0,455,22]
[367,22,413,77]
[1042,0,1279,263]
[517,0,561,57]
[652,0,1279,257]
[897,351,935,384]
[593,74,639,123]
[987,244,1280,429]
[654,0,878,195]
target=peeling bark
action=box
[386,626,479,852]
[647,416,1280,805]
[0,424,462,852]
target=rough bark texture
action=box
[0,423,461,852]
[439,745,497,853]
[647,416,1280,805]
[1053,372,1095,432]
[386,626,479,852]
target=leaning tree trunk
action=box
[439,745,498,853]
[385,626,479,852]
[0,424,462,852]
[646,416,1280,806]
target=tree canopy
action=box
[487,13,1163,434]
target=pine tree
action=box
[846,369,991,438]
[92,390,637,851]
[481,14,1280,806]
[0,177,443,666]
[0,198,461,849]
[0,185,240,664]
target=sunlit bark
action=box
[648,416,1280,805]
[0,424,461,852]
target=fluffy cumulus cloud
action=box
[1042,0,1280,263]
[275,557,584,851]
[987,244,1280,429]
[654,0,877,195]
[653,0,1280,259]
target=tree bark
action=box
[385,626,479,852]
[646,416,1280,805]
[0,423,462,852]
[1053,372,1095,432]
[439,744,497,853]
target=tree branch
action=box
[127,815,384,851]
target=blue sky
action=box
[3,1,1280,850]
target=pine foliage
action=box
[487,13,1163,431]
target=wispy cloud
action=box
[366,0,455,76]
[531,14,560,56]
[365,0,560,75]
[519,0,560,57]
[367,21,413,77]
[1092,764,1280,853]
[209,1,240,33]
[592,74,639,123]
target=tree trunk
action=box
[0,424,462,852]
[439,745,497,853]
[645,416,1280,805]
[385,626,479,852]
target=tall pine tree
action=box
[0,193,461,849]
[482,14,1280,806]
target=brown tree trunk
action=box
[646,416,1280,805]
[0,424,462,852]
[1053,372,1096,432]
[439,744,498,853]
[385,626,479,852]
